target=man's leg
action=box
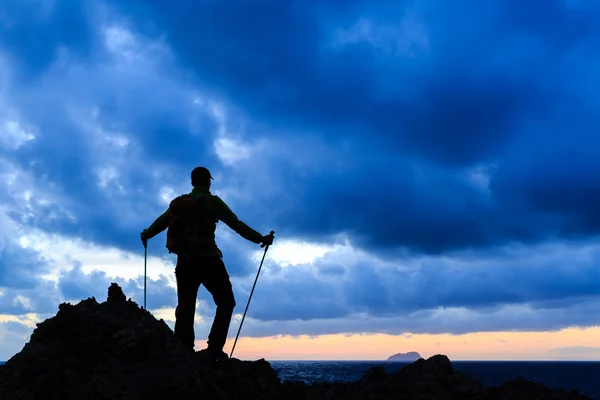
[200,256,236,353]
[174,256,202,351]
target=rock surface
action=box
[0,284,591,400]
[386,351,422,362]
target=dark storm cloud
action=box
[100,0,600,254]
[0,0,98,80]
[2,0,599,256]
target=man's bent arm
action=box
[144,210,170,239]
[215,197,263,244]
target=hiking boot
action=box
[211,348,229,363]
[197,347,229,364]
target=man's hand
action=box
[140,230,149,248]
[260,231,275,248]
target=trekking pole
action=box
[230,231,274,359]
[143,244,147,310]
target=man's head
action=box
[191,166,213,188]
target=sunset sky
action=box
[1,0,600,362]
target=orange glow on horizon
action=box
[200,327,600,361]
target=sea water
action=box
[268,360,600,399]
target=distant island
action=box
[386,352,422,362]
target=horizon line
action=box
[239,358,600,362]
[2,359,599,364]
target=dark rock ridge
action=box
[386,351,422,362]
[0,284,591,400]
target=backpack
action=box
[165,194,216,255]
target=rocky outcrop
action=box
[386,351,422,362]
[0,284,591,400]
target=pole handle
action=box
[268,230,275,246]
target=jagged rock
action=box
[0,293,201,400]
[0,284,592,400]
[107,282,126,302]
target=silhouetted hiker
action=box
[140,166,274,362]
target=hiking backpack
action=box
[165,194,216,255]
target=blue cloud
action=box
[0,244,46,290]
[0,1,98,80]
[4,0,599,255]
[86,0,600,255]
[231,243,600,326]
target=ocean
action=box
[268,361,600,399]
[1,360,598,399]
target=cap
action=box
[191,166,214,184]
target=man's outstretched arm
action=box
[140,210,170,246]
[214,197,271,245]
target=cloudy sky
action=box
[1,0,600,362]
